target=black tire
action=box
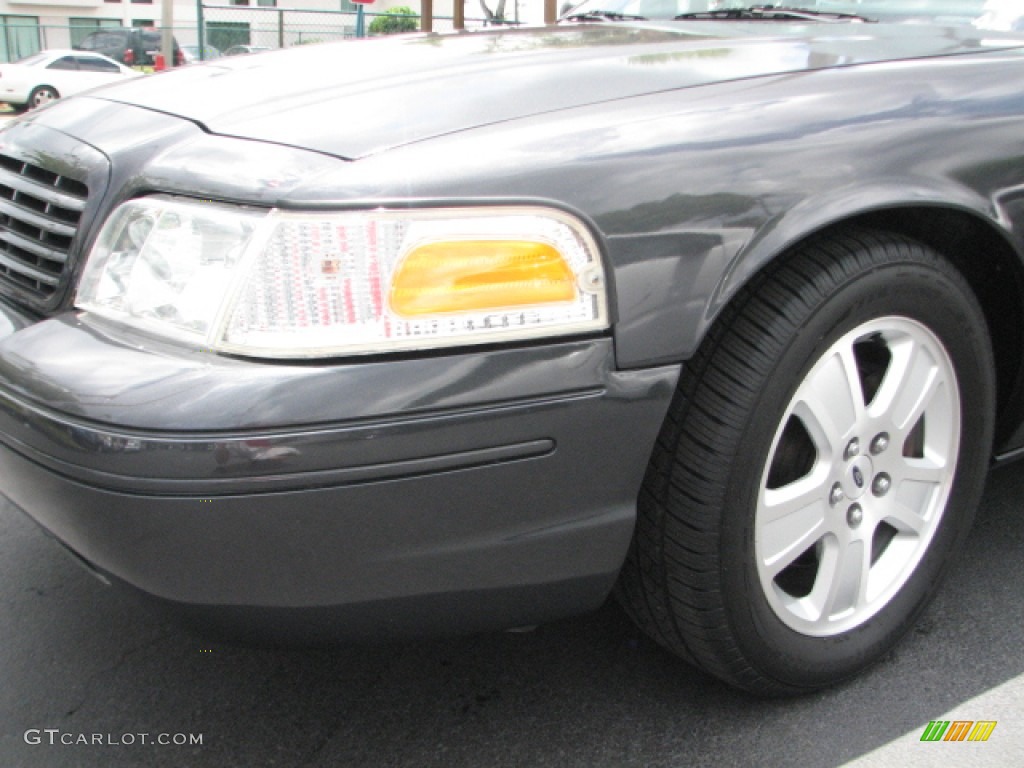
[616,228,995,695]
[28,86,59,110]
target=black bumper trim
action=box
[0,424,555,497]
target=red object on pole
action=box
[154,53,166,71]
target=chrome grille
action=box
[0,153,88,301]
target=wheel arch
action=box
[711,202,1024,455]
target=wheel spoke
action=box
[791,341,864,455]
[760,473,830,525]
[870,335,942,433]
[759,480,829,574]
[816,536,871,621]
[882,500,929,536]
[885,458,946,530]
[899,459,947,486]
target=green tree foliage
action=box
[369,6,420,35]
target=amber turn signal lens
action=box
[390,240,577,317]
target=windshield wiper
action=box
[563,10,648,21]
[674,6,872,23]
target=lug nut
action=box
[845,438,860,460]
[830,483,845,507]
[870,433,890,455]
[847,504,863,528]
[872,473,891,497]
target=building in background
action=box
[0,0,539,62]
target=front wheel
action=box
[617,229,995,695]
[28,86,58,110]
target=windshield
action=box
[560,0,1023,29]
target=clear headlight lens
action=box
[76,197,609,358]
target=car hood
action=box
[88,22,1022,159]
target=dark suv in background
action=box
[74,27,183,67]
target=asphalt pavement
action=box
[1,459,1022,768]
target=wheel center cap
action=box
[843,455,873,501]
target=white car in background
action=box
[0,50,140,111]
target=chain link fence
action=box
[0,6,519,64]
[200,6,352,52]
[196,4,511,58]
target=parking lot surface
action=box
[0,462,1022,767]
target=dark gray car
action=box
[1,13,1023,696]
[74,27,183,67]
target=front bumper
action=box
[0,305,678,638]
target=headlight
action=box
[76,197,609,358]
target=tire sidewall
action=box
[719,252,993,690]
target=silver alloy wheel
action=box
[755,316,960,637]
